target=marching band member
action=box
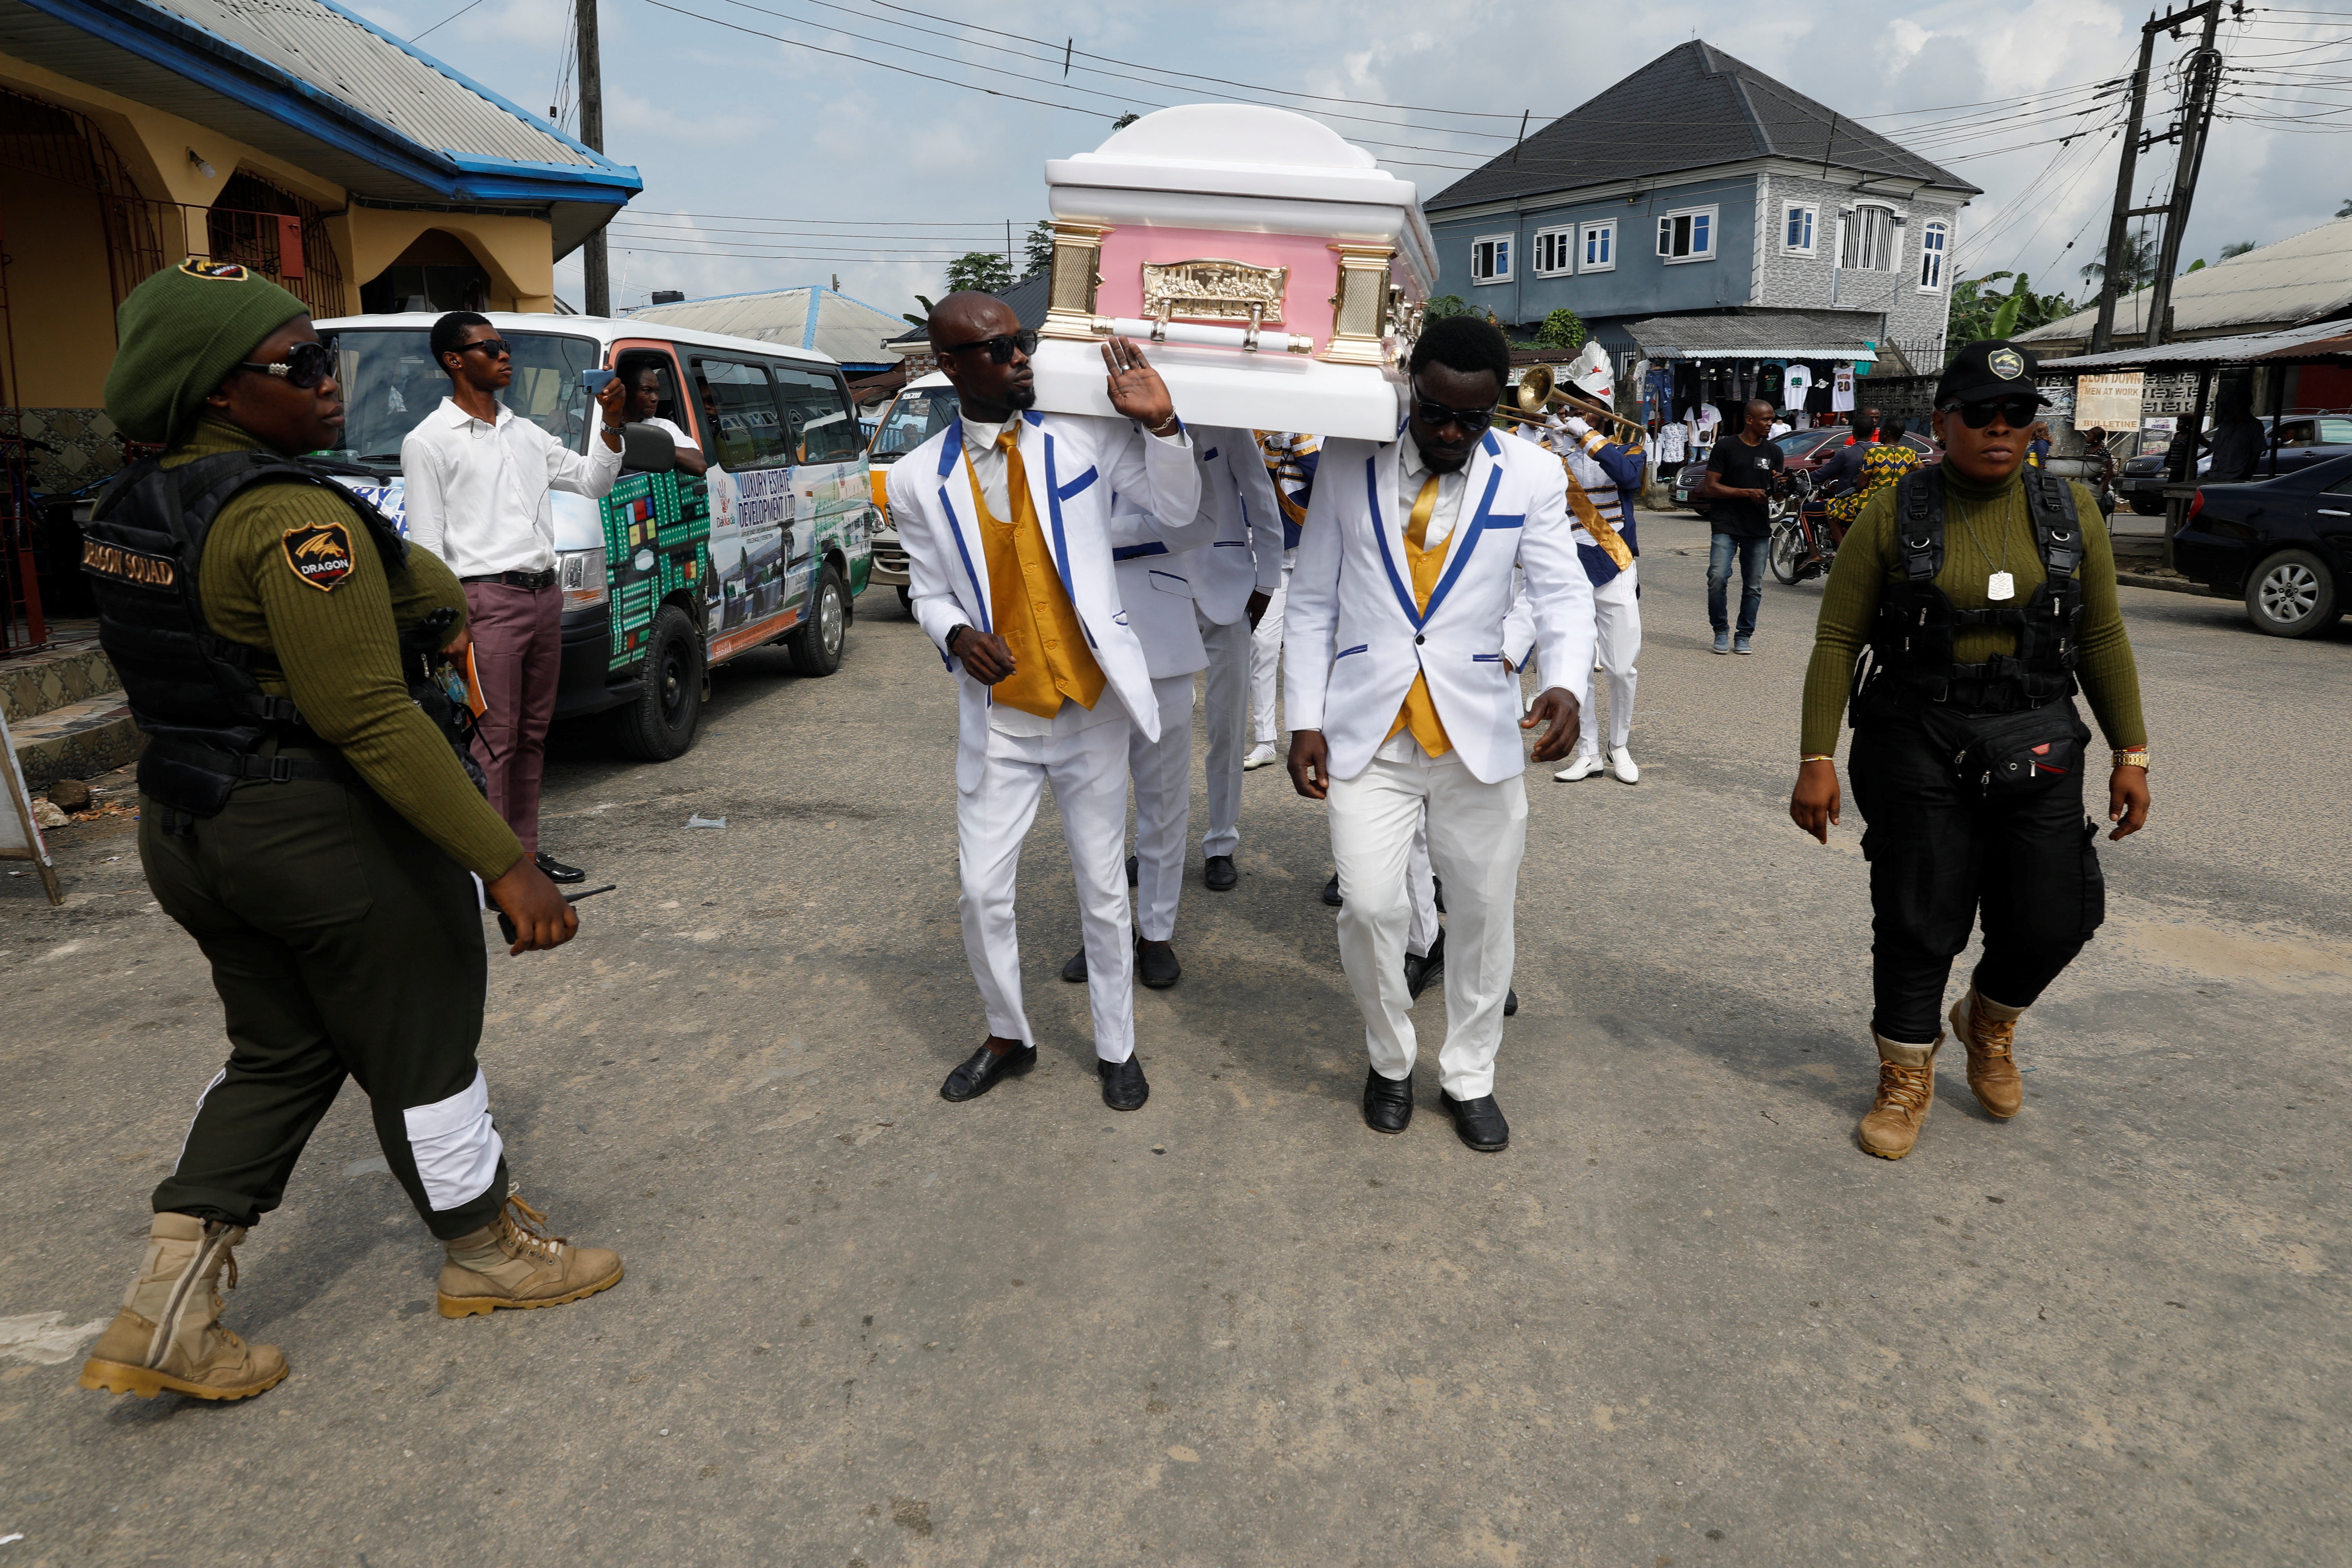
[1549,399,1647,786]
[1245,430,1321,774]
[1284,317,1594,1152]
[887,294,1201,1113]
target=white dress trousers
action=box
[1406,821,1440,961]
[1330,738,1527,1099]
[1573,563,1642,759]
[1127,672,1197,942]
[1198,612,1251,858]
[959,705,1138,1064]
[1248,550,1298,747]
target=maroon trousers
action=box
[462,580,561,854]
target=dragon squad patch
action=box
[280,521,356,592]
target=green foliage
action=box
[2220,240,2258,260]
[2080,233,2159,292]
[1023,221,1056,279]
[899,292,937,330]
[945,252,1013,295]
[1422,294,1470,321]
[1534,307,1586,352]
[2338,198,2352,218]
[1948,272,2075,349]
[2186,259,2206,273]
[1111,112,1141,130]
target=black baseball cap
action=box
[1935,338,2046,408]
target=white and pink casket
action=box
[1030,104,1436,442]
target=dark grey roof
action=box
[1626,308,1892,360]
[884,269,1051,345]
[1427,41,1978,213]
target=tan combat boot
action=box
[1857,1033,1940,1160]
[79,1214,289,1401]
[438,1194,623,1318]
[1950,987,2025,1119]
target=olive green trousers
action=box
[141,764,507,1241]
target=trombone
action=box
[1494,365,1647,452]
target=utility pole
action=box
[2089,21,2158,354]
[576,0,609,316]
[2144,1,2226,348]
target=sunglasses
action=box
[456,337,513,359]
[937,330,1037,364]
[1410,379,1494,435]
[237,340,335,390]
[1940,397,2040,430]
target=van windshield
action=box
[322,328,603,467]
[868,386,960,464]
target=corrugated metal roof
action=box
[1627,308,1884,361]
[1427,41,1976,214]
[2033,320,2352,372]
[147,0,593,165]
[628,286,911,367]
[2018,217,2352,345]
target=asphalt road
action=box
[4,513,2345,1567]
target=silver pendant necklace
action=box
[1965,500,2016,602]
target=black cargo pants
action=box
[1848,704,2107,1044]
[141,752,509,1241]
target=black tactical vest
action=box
[1863,464,2085,713]
[83,450,408,817]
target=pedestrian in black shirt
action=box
[1699,399,1784,653]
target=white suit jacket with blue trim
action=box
[886,410,1202,786]
[1283,426,1596,786]
[1182,426,1288,625]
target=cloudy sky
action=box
[354,0,2352,320]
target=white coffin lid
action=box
[1046,105,1437,289]
[1029,337,1407,445]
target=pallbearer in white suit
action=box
[884,293,1201,1113]
[1285,317,1595,1151]
[1057,429,1280,990]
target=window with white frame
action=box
[1783,203,1816,255]
[1531,227,1574,276]
[1917,220,1949,290]
[1581,220,1616,272]
[1655,206,1716,262]
[1839,204,1896,271]
[1471,233,1512,284]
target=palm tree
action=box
[2337,198,2352,218]
[2080,234,2159,293]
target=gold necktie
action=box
[1386,474,1453,758]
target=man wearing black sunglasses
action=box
[886,291,1202,1113]
[401,311,627,886]
[1790,338,2151,1162]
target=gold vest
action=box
[968,430,1104,720]
[1384,473,1452,758]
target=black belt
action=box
[463,568,557,590]
[173,745,354,785]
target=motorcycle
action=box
[1768,468,1838,586]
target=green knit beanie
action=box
[104,259,312,446]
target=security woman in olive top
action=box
[76,261,623,1406]
[1788,340,2152,1162]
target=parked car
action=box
[864,371,960,609]
[2116,416,2352,515]
[1670,428,1937,519]
[2170,450,2352,637]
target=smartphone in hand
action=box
[583,368,617,396]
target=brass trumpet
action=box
[1494,365,1647,450]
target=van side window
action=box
[691,357,789,470]
[774,364,863,464]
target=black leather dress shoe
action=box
[533,851,586,884]
[1504,987,1519,1017]
[1322,873,1343,908]
[1061,946,1088,983]
[1441,1090,1509,1152]
[1363,1068,1413,1133]
[1203,854,1237,891]
[1126,854,1139,887]
[940,1042,1037,1103]
[1433,876,1445,914]
[1404,930,1447,1001]
[1135,937,1180,989]
[1098,1054,1149,1111]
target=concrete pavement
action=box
[2,514,2345,1566]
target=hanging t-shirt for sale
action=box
[1782,364,1813,405]
[1830,364,1856,413]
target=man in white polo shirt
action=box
[401,312,626,883]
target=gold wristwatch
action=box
[2113,747,2150,771]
